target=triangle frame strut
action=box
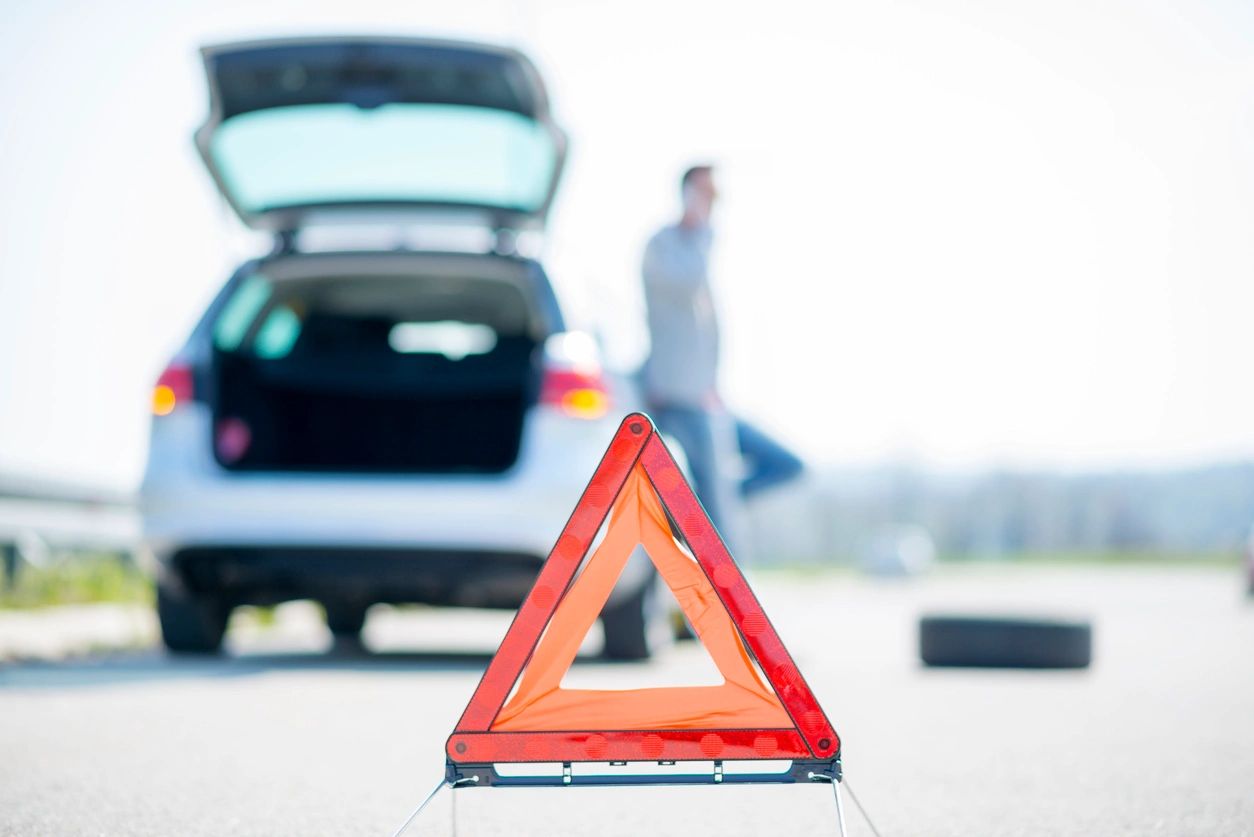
[450,414,652,734]
[637,431,838,757]
[445,413,839,778]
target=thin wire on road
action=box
[389,779,448,837]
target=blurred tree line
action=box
[744,462,1254,564]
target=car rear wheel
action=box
[157,583,228,654]
[601,577,671,661]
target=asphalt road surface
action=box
[2,565,1252,836]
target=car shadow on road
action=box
[0,638,629,691]
[0,641,496,690]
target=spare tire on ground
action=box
[920,614,1092,669]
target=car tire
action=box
[157,583,227,654]
[323,601,368,638]
[920,614,1092,669]
[601,577,671,661]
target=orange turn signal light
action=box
[152,385,178,416]
[561,388,610,419]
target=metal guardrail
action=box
[0,473,139,587]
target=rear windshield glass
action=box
[209,104,558,214]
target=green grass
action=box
[0,549,1238,610]
[234,604,279,627]
[757,549,1242,575]
[0,553,153,610]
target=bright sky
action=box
[2,0,1253,489]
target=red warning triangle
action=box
[446,413,839,770]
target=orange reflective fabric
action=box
[491,464,791,732]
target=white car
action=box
[142,36,665,657]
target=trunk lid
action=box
[195,37,567,233]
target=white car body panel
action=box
[142,404,622,562]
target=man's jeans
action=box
[649,407,803,554]
[735,418,804,499]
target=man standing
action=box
[641,165,741,540]
[642,165,805,548]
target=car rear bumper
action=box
[170,545,542,608]
[140,409,660,609]
[142,472,584,559]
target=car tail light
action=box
[541,367,611,419]
[541,333,611,420]
[152,363,194,416]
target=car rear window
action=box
[209,103,559,215]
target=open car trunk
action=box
[209,259,547,474]
[195,37,566,233]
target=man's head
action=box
[680,164,717,227]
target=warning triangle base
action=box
[445,754,841,788]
